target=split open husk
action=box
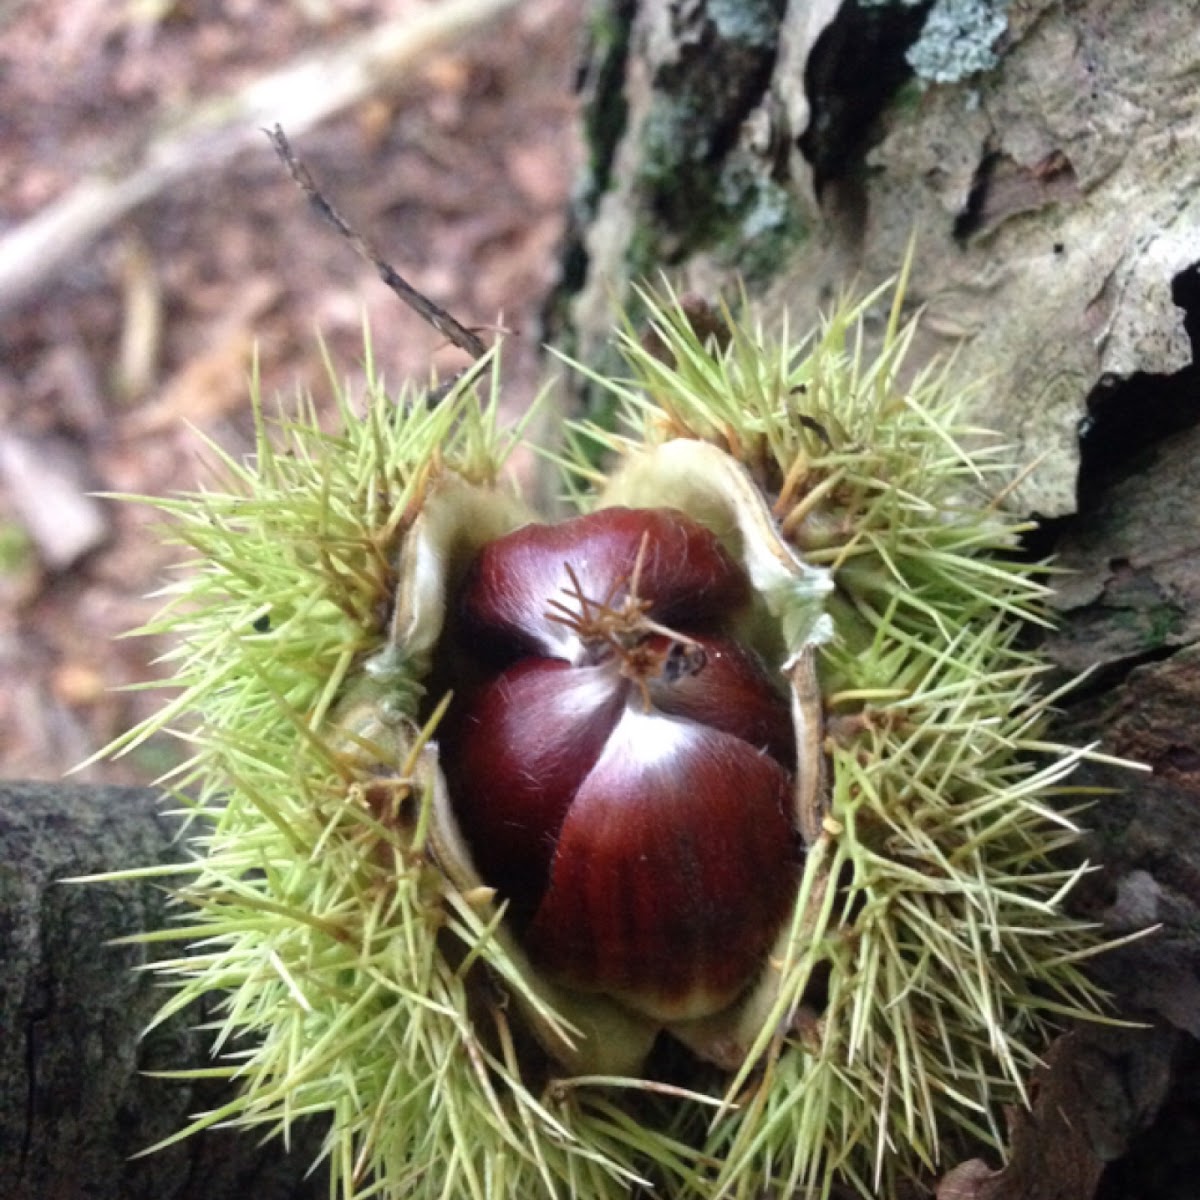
[84,282,1128,1199]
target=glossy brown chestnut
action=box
[460,506,751,664]
[526,712,795,1020]
[443,657,623,927]
[441,506,799,1025]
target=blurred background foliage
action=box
[0,0,583,782]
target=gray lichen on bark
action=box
[567,0,807,369]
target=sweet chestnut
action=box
[440,506,799,1025]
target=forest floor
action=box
[0,0,582,783]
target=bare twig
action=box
[267,126,487,361]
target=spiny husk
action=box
[562,277,1123,1197]
[86,279,1127,1200]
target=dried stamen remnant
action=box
[545,536,708,709]
[440,506,800,1025]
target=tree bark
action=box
[561,2,1200,1197]
[564,0,1200,516]
[0,782,327,1200]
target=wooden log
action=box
[0,781,326,1200]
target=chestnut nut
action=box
[441,507,800,1027]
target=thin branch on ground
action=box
[267,125,487,362]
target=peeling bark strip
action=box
[0,783,326,1200]
[934,1027,1176,1200]
[565,0,1200,517]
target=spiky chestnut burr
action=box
[84,280,1136,1200]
